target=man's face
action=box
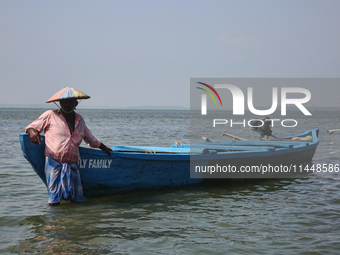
[60,99,77,113]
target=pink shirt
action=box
[26,110,101,164]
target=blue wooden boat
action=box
[19,129,319,197]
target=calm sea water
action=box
[1,108,340,254]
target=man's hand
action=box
[99,143,113,156]
[27,128,43,145]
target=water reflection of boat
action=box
[19,128,319,197]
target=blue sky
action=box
[1,0,340,108]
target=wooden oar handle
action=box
[221,132,247,141]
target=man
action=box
[26,94,112,205]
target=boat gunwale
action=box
[19,129,319,162]
[101,129,319,159]
[19,128,319,156]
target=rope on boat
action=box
[144,150,156,154]
[175,141,184,148]
[260,137,312,142]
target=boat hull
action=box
[78,147,199,197]
[19,129,319,197]
[19,134,200,197]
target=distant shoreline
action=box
[0,104,190,110]
[1,104,338,111]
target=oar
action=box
[221,131,247,141]
[327,129,340,135]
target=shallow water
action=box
[1,108,340,254]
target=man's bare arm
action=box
[26,128,43,145]
[99,143,112,156]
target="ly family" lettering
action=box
[78,159,113,169]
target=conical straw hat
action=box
[46,87,90,103]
